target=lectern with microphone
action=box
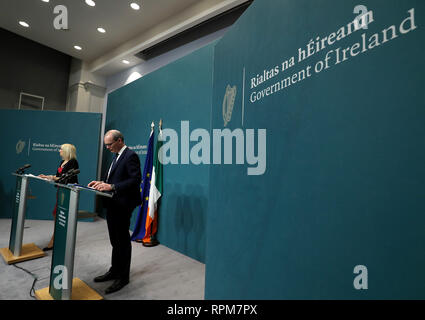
[0,165,46,264]
[34,181,112,300]
[1,166,112,299]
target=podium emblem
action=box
[60,192,65,206]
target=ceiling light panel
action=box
[130,3,140,10]
[19,21,30,28]
[85,0,96,7]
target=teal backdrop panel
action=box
[0,110,102,220]
[206,0,425,299]
[105,44,214,263]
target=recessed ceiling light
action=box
[122,60,130,64]
[19,21,30,28]
[130,3,140,10]
[125,72,142,84]
[41,0,50,3]
[97,27,106,33]
[85,0,96,7]
[74,45,82,50]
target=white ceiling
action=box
[0,0,247,76]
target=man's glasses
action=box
[105,140,117,147]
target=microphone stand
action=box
[58,169,79,185]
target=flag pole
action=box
[143,119,162,247]
[131,121,155,243]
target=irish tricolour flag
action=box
[142,128,163,245]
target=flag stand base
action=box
[142,239,160,247]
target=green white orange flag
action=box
[142,127,163,244]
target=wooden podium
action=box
[0,173,45,264]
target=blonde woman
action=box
[39,143,79,250]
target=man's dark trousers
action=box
[106,201,134,281]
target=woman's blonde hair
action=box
[61,143,77,161]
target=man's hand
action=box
[88,181,113,192]
[88,180,101,188]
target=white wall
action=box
[105,28,227,94]
[67,59,107,113]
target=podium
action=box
[35,183,112,300]
[0,173,46,264]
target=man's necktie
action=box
[107,154,118,182]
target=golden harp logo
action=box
[60,192,65,206]
[222,85,236,127]
[16,140,26,154]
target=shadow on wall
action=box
[160,183,208,263]
[0,180,15,219]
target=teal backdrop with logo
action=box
[206,0,425,299]
[0,110,102,221]
[105,44,214,263]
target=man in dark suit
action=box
[88,130,141,294]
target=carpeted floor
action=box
[0,218,205,300]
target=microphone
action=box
[16,164,31,174]
[69,169,80,176]
[58,168,80,184]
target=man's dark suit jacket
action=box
[104,146,141,281]
[106,147,142,209]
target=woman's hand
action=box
[42,175,58,181]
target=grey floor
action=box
[0,218,205,300]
